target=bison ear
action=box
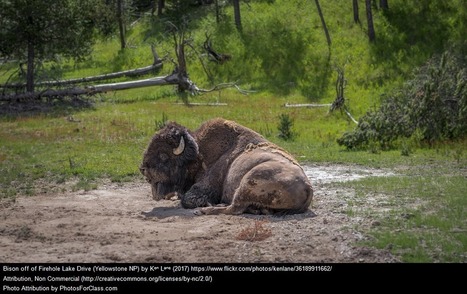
[173,131,198,161]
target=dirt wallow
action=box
[0,164,399,263]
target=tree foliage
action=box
[337,48,467,150]
[0,0,101,61]
[0,0,104,91]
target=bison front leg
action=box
[180,184,219,209]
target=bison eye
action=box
[159,153,169,162]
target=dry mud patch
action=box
[0,164,400,263]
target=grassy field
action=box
[1,0,466,262]
[1,91,465,263]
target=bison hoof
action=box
[193,209,205,216]
[164,192,179,200]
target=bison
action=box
[140,118,313,215]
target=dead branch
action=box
[203,33,231,64]
[165,21,201,94]
[185,42,213,82]
[284,103,332,108]
[198,82,256,95]
[329,66,358,125]
[344,108,359,124]
[150,44,164,65]
[330,67,346,112]
[173,102,227,106]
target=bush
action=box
[337,48,467,150]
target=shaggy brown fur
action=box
[140,118,313,215]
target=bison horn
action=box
[173,136,185,155]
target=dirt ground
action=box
[0,164,400,263]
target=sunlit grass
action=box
[1,90,465,198]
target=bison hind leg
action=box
[194,202,249,215]
[193,205,272,216]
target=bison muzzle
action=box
[140,118,313,215]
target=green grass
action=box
[1,0,466,263]
[336,169,467,263]
[1,91,465,193]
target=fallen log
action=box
[284,102,358,125]
[174,102,227,106]
[1,45,163,89]
[46,63,162,86]
[0,74,185,101]
[0,63,163,90]
[284,103,332,108]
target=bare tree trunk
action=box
[151,0,156,15]
[233,0,242,32]
[176,42,189,91]
[26,40,35,93]
[165,23,199,94]
[372,0,378,10]
[353,0,360,23]
[380,0,389,10]
[158,0,164,16]
[215,0,220,23]
[314,0,331,47]
[117,0,126,50]
[365,0,376,42]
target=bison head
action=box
[140,122,199,200]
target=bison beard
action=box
[140,118,313,215]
